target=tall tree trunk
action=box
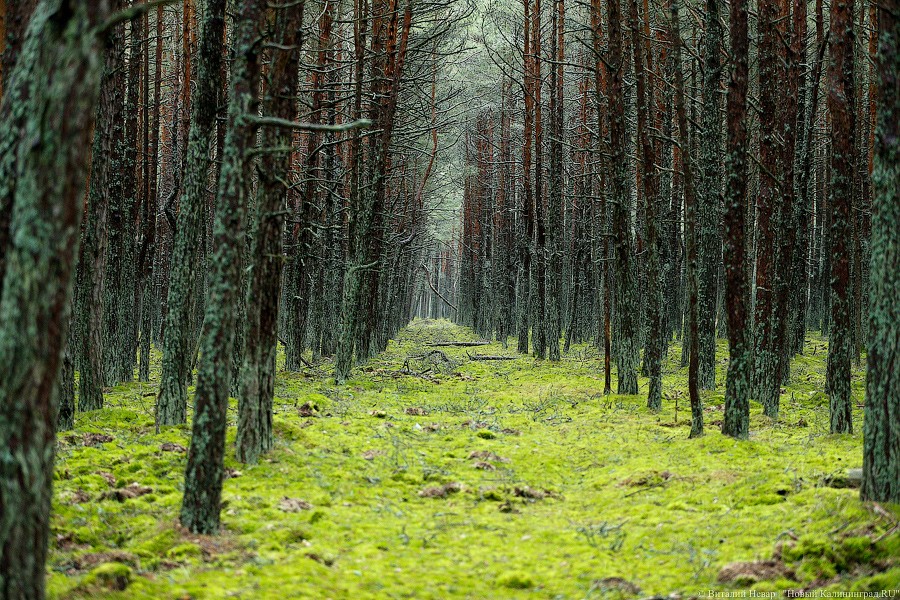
[76,15,126,411]
[100,22,127,386]
[237,0,304,465]
[721,0,751,438]
[861,0,900,501]
[335,0,412,383]
[138,3,164,382]
[518,0,534,355]
[0,0,111,593]
[826,0,856,434]
[629,0,662,409]
[697,0,722,390]
[671,0,703,437]
[181,0,266,533]
[156,0,226,426]
[753,0,789,418]
[532,0,546,359]
[607,0,639,394]
[545,0,563,362]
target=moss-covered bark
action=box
[112,7,143,384]
[0,0,111,594]
[155,0,226,427]
[237,1,304,465]
[181,0,266,533]
[0,0,35,94]
[721,0,751,439]
[99,11,127,388]
[861,0,900,503]
[517,0,534,357]
[606,0,639,396]
[627,0,662,410]
[544,0,563,363]
[55,335,75,432]
[335,0,412,384]
[76,15,125,413]
[753,0,788,419]
[697,0,722,391]
[0,0,36,284]
[138,5,163,383]
[670,0,703,438]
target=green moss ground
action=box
[48,320,899,599]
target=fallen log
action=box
[427,341,491,347]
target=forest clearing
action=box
[46,321,897,598]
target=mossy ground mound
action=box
[48,320,899,598]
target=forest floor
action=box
[49,320,899,599]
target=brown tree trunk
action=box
[826,0,856,434]
[721,0,751,438]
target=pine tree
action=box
[0,0,113,592]
[860,0,900,502]
[721,0,752,438]
[155,0,226,426]
[697,0,723,390]
[670,0,703,437]
[180,0,267,533]
[607,0,639,395]
[237,0,304,465]
[826,0,856,434]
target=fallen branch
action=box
[406,349,450,363]
[467,353,516,361]
[623,481,669,498]
[427,341,490,348]
[875,522,900,544]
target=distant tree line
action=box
[423,0,899,496]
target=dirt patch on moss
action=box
[419,482,463,498]
[717,560,793,584]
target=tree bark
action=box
[0,0,111,593]
[861,0,900,501]
[721,0,751,438]
[826,0,856,434]
[670,0,703,437]
[607,0,639,395]
[237,0,304,465]
[697,0,722,390]
[156,0,226,426]
[181,0,267,533]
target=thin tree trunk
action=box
[181,0,266,533]
[156,0,226,426]
[826,0,856,434]
[671,0,703,437]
